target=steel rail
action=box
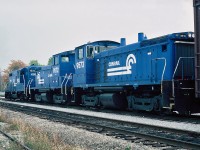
[0,129,31,150]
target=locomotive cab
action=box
[73,41,120,106]
[51,51,75,104]
[73,41,120,86]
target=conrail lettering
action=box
[108,61,120,67]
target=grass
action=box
[6,143,22,150]
[0,111,76,150]
[5,124,19,132]
[125,146,131,150]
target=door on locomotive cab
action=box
[19,68,29,90]
[85,45,95,84]
[29,67,37,87]
[51,55,60,88]
[59,54,74,88]
[151,44,167,83]
[74,47,85,85]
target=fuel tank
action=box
[99,93,127,109]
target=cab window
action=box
[61,55,69,62]
[78,48,83,59]
[94,46,117,53]
[86,46,94,58]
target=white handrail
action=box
[172,57,194,79]
[65,73,72,95]
[26,80,31,96]
[152,57,166,93]
[172,57,194,97]
[28,79,33,95]
[61,74,68,94]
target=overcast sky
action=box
[0,0,194,71]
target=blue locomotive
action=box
[72,32,198,114]
[5,65,39,100]
[31,50,75,104]
[5,32,200,115]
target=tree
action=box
[48,57,53,65]
[29,60,42,66]
[3,60,27,84]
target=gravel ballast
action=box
[1,100,200,133]
[0,108,158,150]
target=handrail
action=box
[65,73,72,95]
[26,80,31,96]
[172,57,194,79]
[172,57,194,97]
[152,57,166,93]
[28,79,33,95]
[23,75,26,94]
[61,74,68,94]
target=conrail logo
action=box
[107,54,136,76]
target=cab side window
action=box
[86,46,94,58]
[78,48,84,59]
[61,55,69,62]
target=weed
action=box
[125,146,131,150]
[5,124,19,132]
[6,142,22,150]
[0,111,75,150]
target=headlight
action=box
[192,33,195,38]
[188,33,192,38]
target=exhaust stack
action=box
[120,38,126,46]
[138,32,147,42]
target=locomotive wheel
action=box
[24,96,29,101]
[19,94,25,101]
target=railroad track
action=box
[0,129,31,150]
[0,101,200,149]
[2,96,200,124]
